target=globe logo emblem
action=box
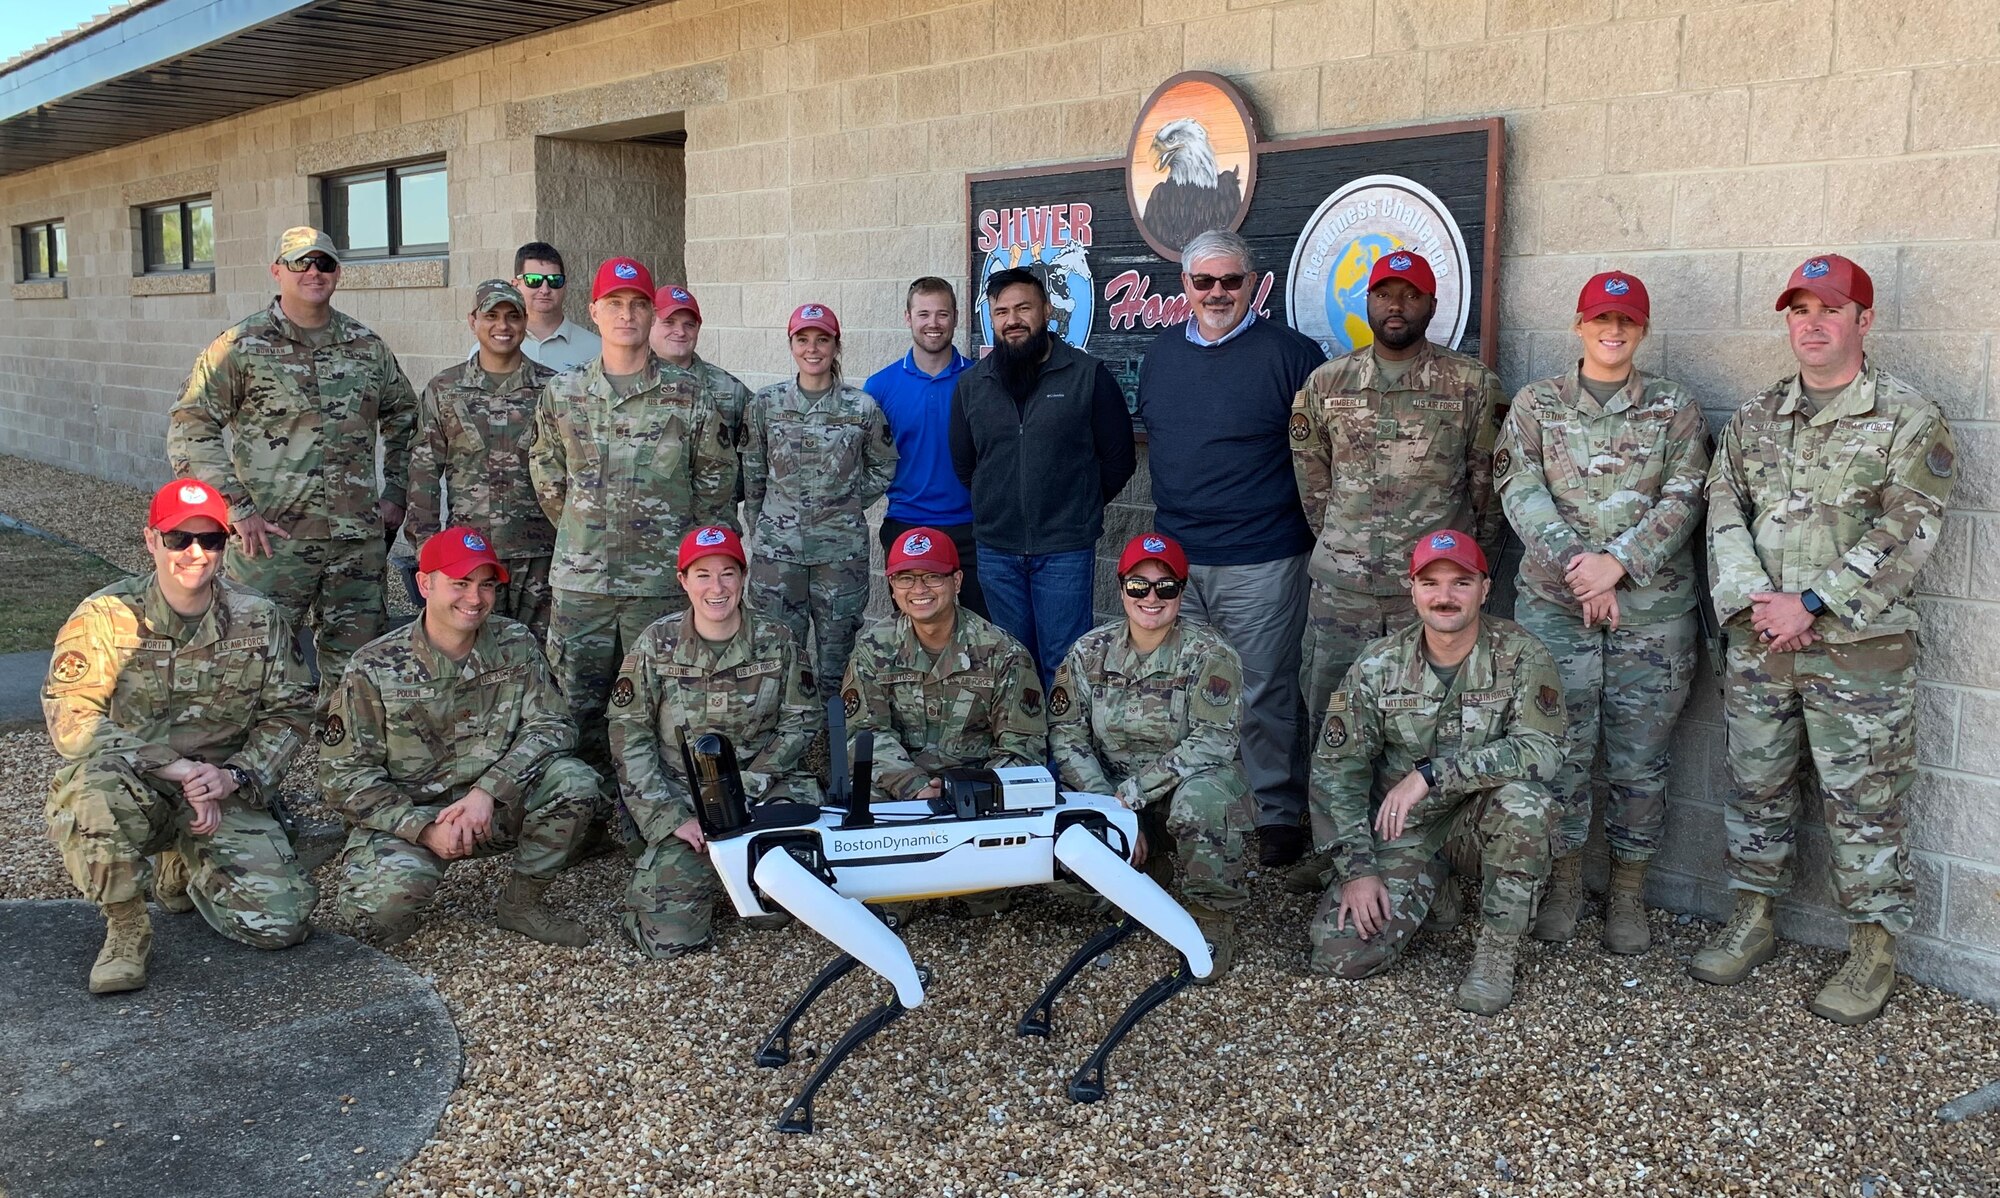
[695,527,726,546]
[672,288,691,301]
[1604,277,1630,296]
[178,484,208,504]
[1430,532,1456,550]
[1142,536,1167,553]
[1802,258,1831,279]
[977,240,1094,353]
[613,262,638,279]
[904,533,932,555]
[1286,175,1473,357]
[1387,253,1412,270]
[463,532,487,551]
[802,305,824,318]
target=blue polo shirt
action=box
[865,348,976,526]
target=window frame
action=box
[320,156,449,261]
[18,220,65,280]
[139,197,215,274]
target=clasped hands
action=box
[417,786,498,859]
[1748,591,1819,654]
[1565,551,1625,631]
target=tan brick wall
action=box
[1,0,1997,997]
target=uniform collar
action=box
[141,577,222,649]
[579,353,666,402]
[669,609,753,671]
[263,297,359,347]
[1104,622,1183,680]
[1562,362,1641,417]
[1397,616,1497,697]
[406,614,497,680]
[896,611,972,679]
[456,355,539,392]
[1778,360,1879,426]
[1357,338,1441,391]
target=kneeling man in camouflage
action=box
[324,527,597,947]
[1308,531,1565,1014]
[44,479,318,993]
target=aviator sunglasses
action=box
[281,255,339,274]
[1121,575,1185,600]
[159,529,230,552]
[519,272,567,290]
[1187,272,1248,293]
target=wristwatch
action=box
[1800,589,1826,617]
[226,765,254,791]
[1414,757,1437,788]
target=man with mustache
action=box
[1696,254,1956,1024]
[950,267,1136,692]
[1307,531,1563,1015]
[651,283,751,520]
[1289,250,1505,890]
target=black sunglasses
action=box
[159,529,229,552]
[281,255,339,274]
[519,273,566,290]
[1188,273,1248,293]
[1122,576,1185,600]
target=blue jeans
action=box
[977,546,1097,695]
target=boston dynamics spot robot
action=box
[684,700,1214,1134]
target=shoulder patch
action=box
[611,677,635,708]
[1927,440,1955,479]
[843,687,861,719]
[880,421,894,446]
[1493,446,1512,479]
[1048,684,1071,717]
[1289,410,1310,442]
[51,650,89,685]
[1021,687,1042,718]
[799,667,815,693]
[1536,684,1562,718]
[1323,691,1349,714]
[317,715,347,747]
[1322,714,1347,749]
[1200,673,1234,709]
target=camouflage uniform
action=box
[842,609,1047,802]
[322,616,597,939]
[1291,340,1505,742]
[608,611,821,954]
[1707,363,1955,934]
[1048,619,1251,910]
[407,356,560,639]
[167,299,419,704]
[43,577,317,948]
[743,380,898,699]
[1497,366,1710,860]
[529,356,739,776]
[1308,616,1564,977]
[665,353,753,491]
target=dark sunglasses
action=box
[1122,576,1185,600]
[281,255,339,274]
[1188,273,1247,293]
[159,529,229,552]
[519,273,566,290]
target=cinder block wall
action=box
[0,0,1995,999]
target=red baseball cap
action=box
[886,526,959,575]
[788,302,840,338]
[655,284,702,322]
[1577,271,1650,325]
[1775,253,1873,312]
[1116,532,1189,580]
[1409,529,1488,578]
[149,479,232,532]
[1368,249,1437,297]
[592,257,655,302]
[677,524,744,570]
[419,527,511,582]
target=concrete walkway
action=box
[0,900,460,1198]
[0,648,48,725]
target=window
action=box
[141,198,214,273]
[322,158,448,259]
[19,220,65,280]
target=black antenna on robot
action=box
[826,694,875,829]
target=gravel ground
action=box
[3,457,1998,1196]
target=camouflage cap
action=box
[275,226,340,265]
[473,278,526,314]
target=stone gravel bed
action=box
[2,457,1997,1195]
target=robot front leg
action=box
[1017,916,1141,1038]
[775,996,909,1135]
[758,952,864,1067]
[1066,962,1196,1103]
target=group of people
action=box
[42,221,1952,1029]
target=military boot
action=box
[1281,850,1333,896]
[1530,852,1583,943]
[1808,923,1898,1025]
[1688,891,1776,985]
[1455,925,1521,1016]
[1601,858,1651,955]
[1187,904,1238,986]
[90,897,152,995]
[152,849,195,914]
[495,875,591,948]
[1422,870,1464,934]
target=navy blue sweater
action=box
[1136,318,1327,566]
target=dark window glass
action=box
[18,221,64,280]
[323,158,446,259]
[140,199,215,273]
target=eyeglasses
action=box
[159,530,229,552]
[1122,576,1185,600]
[519,273,566,290]
[281,255,339,274]
[889,572,952,592]
[1187,273,1248,293]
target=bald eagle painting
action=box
[1141,117,1245,254]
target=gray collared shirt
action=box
[467,318,603,373]
[1186,309,1257,347]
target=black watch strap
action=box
[227,765,254,789]
[1416,758,1437,787]
[1801,589,1825,616]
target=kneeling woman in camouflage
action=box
[325,528,598,947]
[1047,533,1251,979]
[45,480,318,993]
[608,525,821,957]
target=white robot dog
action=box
[684,701,1214,1134]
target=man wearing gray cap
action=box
[408,279,561,639]
[168,226,418,709]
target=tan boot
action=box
[1281,850,1333,896]
[495,875,590,948]
[90,897,152,994]
[152,850,195,914]
[1455,925,1521,1016]
[1187,904,1237,986]
[1689,891,1776,985]
[1422,869,1464,933]
[1601,858,1651,955]
[1530,852,1583,943]
[1808,923,1898,1025]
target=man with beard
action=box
[507,241,601,372]
[1307,531,1563,1015]
[867,277,986,617]
[1137,230,1326,870]
[1288,251,1504,888]
[651,283,751,524]
[950,268,1135,691]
